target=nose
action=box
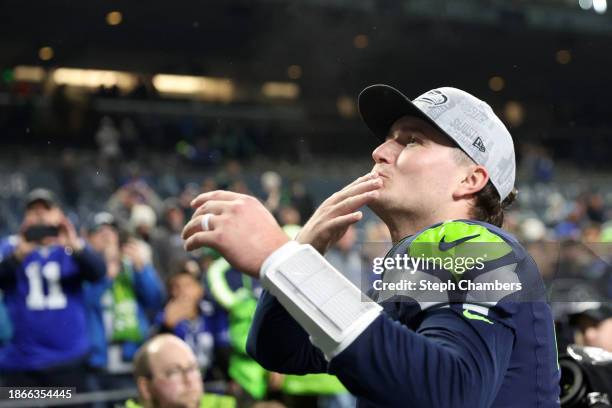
[372,139,398,164]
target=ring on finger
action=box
[201,213,214,231]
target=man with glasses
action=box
[127,334,235,408]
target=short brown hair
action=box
[470,181,517,227]
[454,149,517,227]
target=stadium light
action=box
[488,76,505,92]
[152,74,235,101]
[287,65,302,80]
[38,46,54,61]
[261,82,300,99]
[579,0,593,10]
[504,101,525,127]
[337,95,356,118]
[13,66,45,83]
[593,0,607,13]
[106,11,123,26]
[52,68,137,90]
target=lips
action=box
[373,169,389,179]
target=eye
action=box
[401,133,420,146]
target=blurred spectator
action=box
[120,118,141,161]
[326,225,362,288]
[156,266,230,378]
[0,189,106,390]
[278,205,301,228]
[229,180,251,196]
[522,144,554,184]
[107,182,163,228]
[127,334,235,408]
[59,149,81,210]
[261,171,284,214]
[569,303,612,352]
[206,257,265,407]
[128,75,158,100]
[130,203,158,244]
[201,177,219,194]
[581,222,602,243]
[179,183,202,219]
[84,212,164,392]
[517,217,547,243]
[290,180,315,223]
[554,202,585,239]
[96,116,122,164]
[151,199,189,280]
[586,192,606,224]
[361,221,391,262]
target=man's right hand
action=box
[296,172,382,254]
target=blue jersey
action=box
[157,300,230,372]
[247,220,560,407]
[0,244,106,371]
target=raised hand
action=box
[296,172,382,254]
[182,191,289,278]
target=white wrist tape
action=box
[261,242,382,359]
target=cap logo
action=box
[415,90,448,106]
[472,137,486,153]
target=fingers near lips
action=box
[334,177,382,205]
[335,190,379,214]
[342,172,378,191]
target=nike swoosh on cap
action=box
[438,234,480,251]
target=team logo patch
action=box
[472,137,486,152]
[415,90,448,106]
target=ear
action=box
[137,377,152,403]
[452,165,489,200]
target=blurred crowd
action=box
[0,167,360,408]
[0,152,612,407]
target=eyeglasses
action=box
[159,364,201,381]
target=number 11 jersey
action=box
[0,244,101,371]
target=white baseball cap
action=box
[358,84,516,201]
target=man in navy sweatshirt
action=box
[182,85,561,407]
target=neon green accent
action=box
[283,224,302,239]
[208,258,267,399]
[463,309,494,324]
[409,221,513,280]
[111,260,142,342]
[125,394,236,408]
[282,373,347,395]
[227,296,267,399]
[208,258,244,309]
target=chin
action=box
[367,197,387,218]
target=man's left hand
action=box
[182,191,289,278]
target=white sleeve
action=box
[260,241,382,359]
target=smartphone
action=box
[23,225,60,242]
